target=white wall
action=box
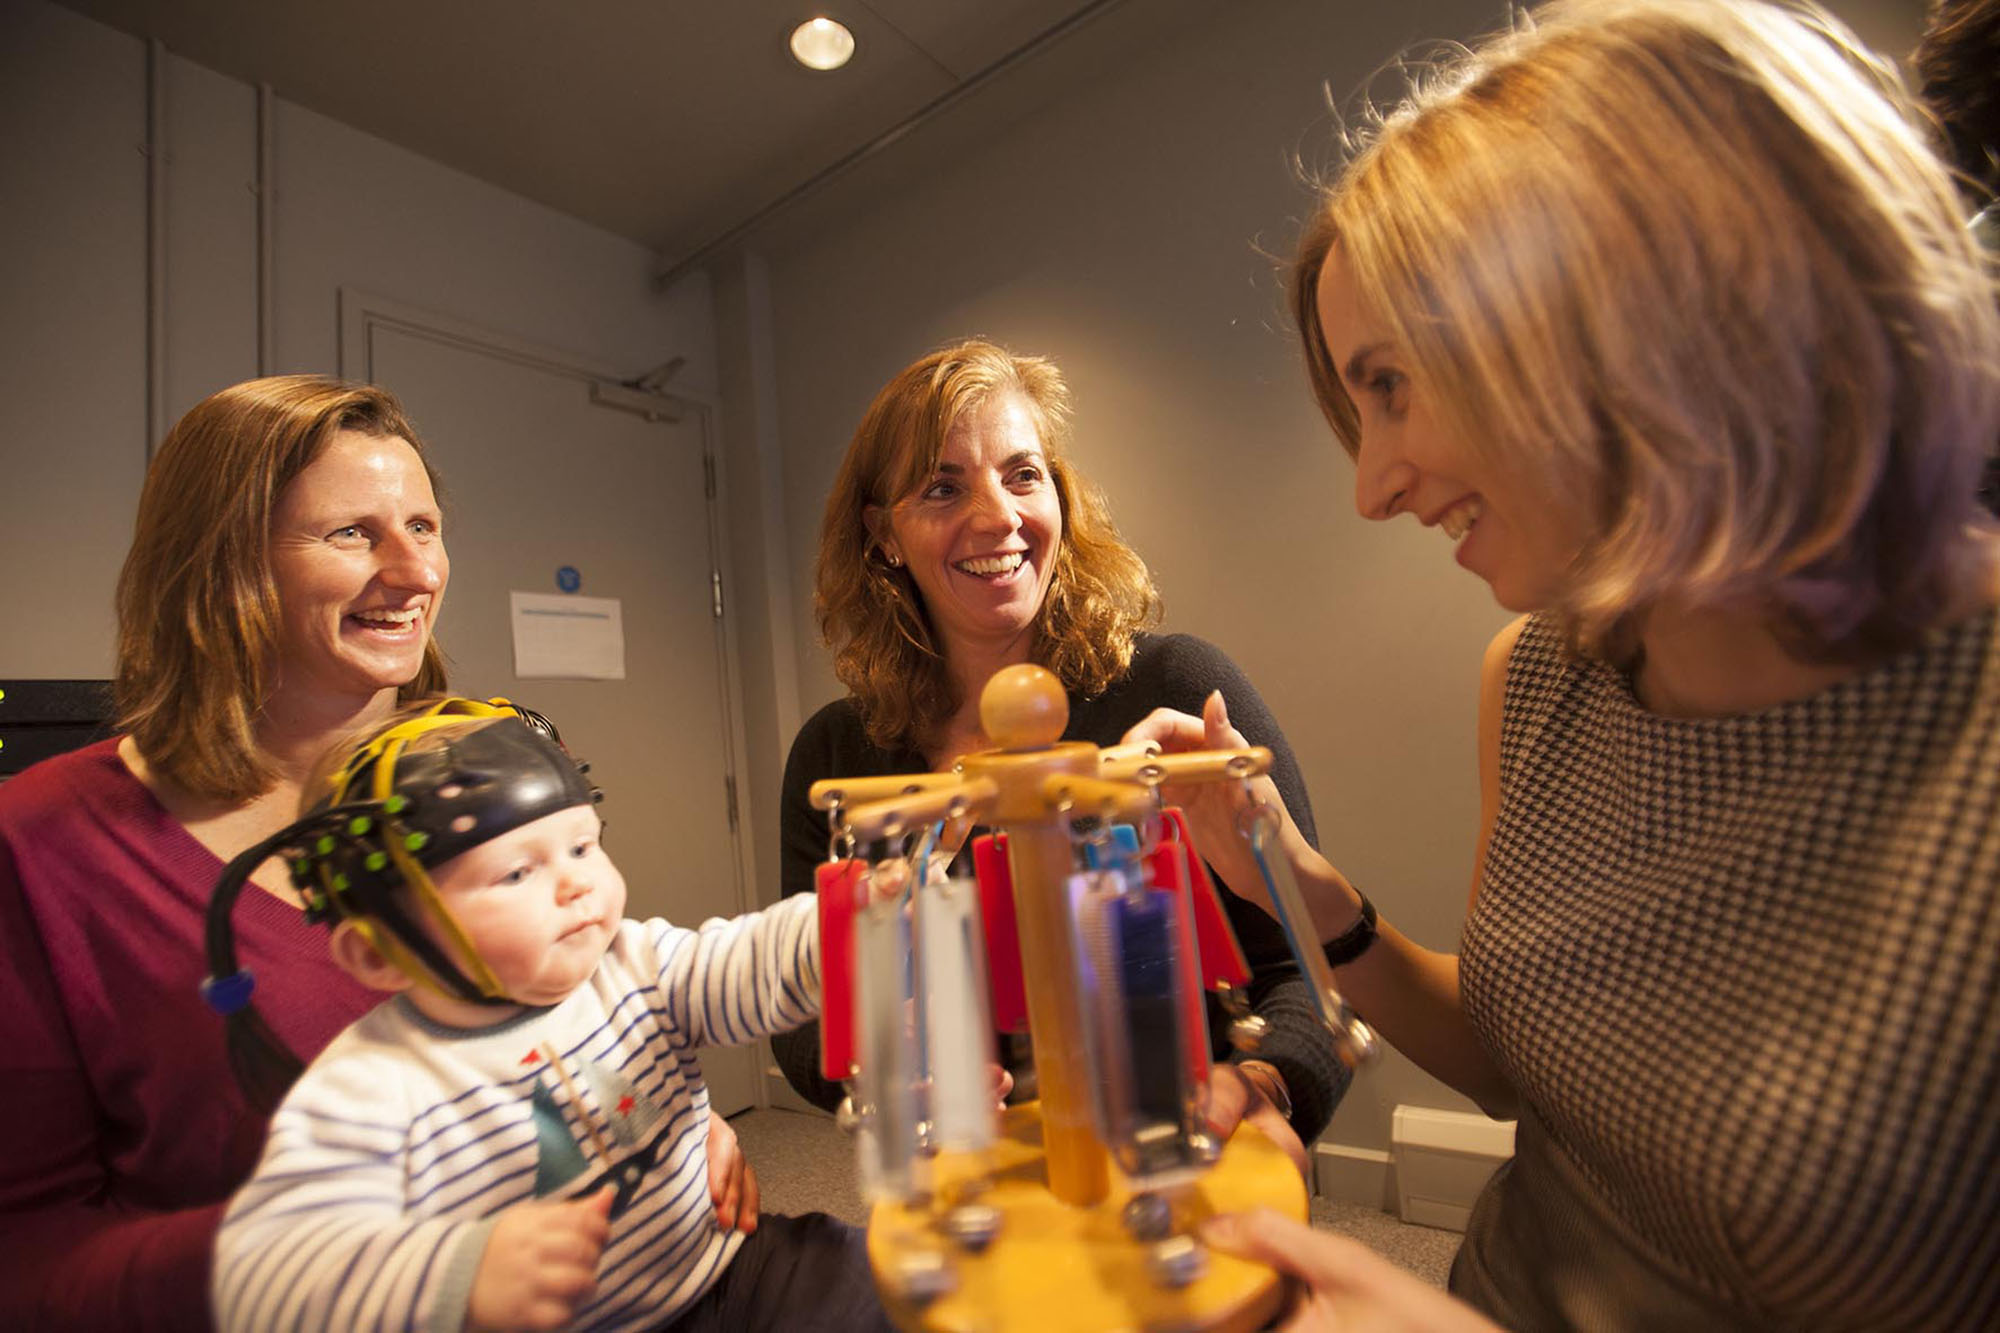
[0,0,148,678]
[0,0,714,680]
[727,0,1933,1167]
[713,252,803,919]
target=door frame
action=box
[336,287,758,925]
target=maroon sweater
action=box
[0,739,376,1330]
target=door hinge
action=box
[723,774,739,831]
[710,570,724,618]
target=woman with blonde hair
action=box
[0,375,754,1329]
[1135,0,2000,1327]
[772,338,1352,1164]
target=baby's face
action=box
[424,803,626,1012]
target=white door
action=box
[361,319,755,1113]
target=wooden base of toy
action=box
[867,1102,1306,1332]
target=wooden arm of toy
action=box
[839,778,999,842]
[809,771,969,812]
[1097,746,1272,785]
[1096,740,1161,768]
[1040,774,1160,824]
[1097,752,1167,783]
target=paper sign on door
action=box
[510,592,626,680]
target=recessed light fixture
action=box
[790,16,856,71]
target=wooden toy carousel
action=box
[810,664,1376,1332]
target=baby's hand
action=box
[467,1186,616,1332]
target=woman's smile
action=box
[955,551,1028,578]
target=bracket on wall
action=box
[337,287,705,424]
[589,380,685,423]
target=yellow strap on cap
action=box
[323,697,526,1002]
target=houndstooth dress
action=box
[1451,610,2000,1332]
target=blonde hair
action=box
[1294,0,2000,662]
[115,375,449,801]
[816,340,1159,752]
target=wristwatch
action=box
[1321,891,1378,968]
[1235,1059,1293,1122]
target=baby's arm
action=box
[649,894,820,1047]
[212,1059,493,1332]
[466,1188,615,1332]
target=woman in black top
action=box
[771,339,1350,1163]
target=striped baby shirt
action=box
[214,896,819,1333]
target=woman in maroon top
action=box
[0,376,755,1330]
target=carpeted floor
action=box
[730,1107,1463,1288]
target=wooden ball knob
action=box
[980,664,1068,749]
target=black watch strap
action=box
[1321,892,1379,968]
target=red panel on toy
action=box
[1158,807,1251,989]
[972,833,1030,1033]
[817,858,865,1082]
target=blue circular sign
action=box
[556,565,582,594]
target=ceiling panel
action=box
[861,0,1115,78]
[52,0,1114,259]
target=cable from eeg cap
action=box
[201,814,352,1110]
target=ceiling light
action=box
[789,17,855,71]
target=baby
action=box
[205,699,888,1332]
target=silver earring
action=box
[886,552,902,568]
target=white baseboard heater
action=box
[1389,1105,1516,1231]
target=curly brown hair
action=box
[115,375,450,801]
[815,340,1159,754]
